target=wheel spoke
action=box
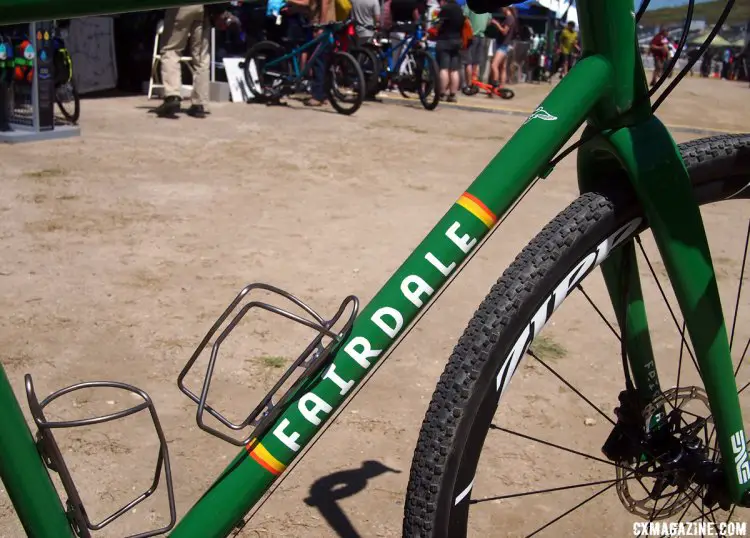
[489,424,626,470]
[725,505,736,526]
[729,220,749,354]
[470,477,627,505]
[528,349,616,426]
[686,490,720,525]
[525,475,628,537]
[735,337,750,381]
[675,320,687,408]
[576,284,621,342]
[635,237,701,375]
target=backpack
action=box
[461,16,473,49]
[335,0,352,21]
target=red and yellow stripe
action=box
[456,192,497,229]
[246,440,287,476]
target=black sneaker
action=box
[186,104,207,118]
[152,96,181,118]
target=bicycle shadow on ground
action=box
[304,460,401,538]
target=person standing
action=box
[649,26,669,86]
[557,20,578,78]
[461,4,490,91]
[434,0,464,101]
[489,5,515,89]
[351,0,381,46]
[305,0,336,107]
[721,47,732,80]
[153,5,210,118]
[153,5,237,118]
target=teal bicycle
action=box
[242,19,366,115]
[0,0,749,536]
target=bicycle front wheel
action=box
[55,79,79,124]
[326,51,365,116]
[414,50,439,111]
[404,135,750,537]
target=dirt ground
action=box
[0,76,748,538]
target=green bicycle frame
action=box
[0,0,746,536]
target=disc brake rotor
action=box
[616,386,714,519]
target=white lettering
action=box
[495,324,531,392]
[446,222,477,254]
[323,364,354,396]
[298,393,332,426]
[495,219,643,398]
[425,252,456,276]
[344,336,381,369]
[552,251,598,311]
[401,275,434,308]
[273,418,301,452]
[371,306,404,338]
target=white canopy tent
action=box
[531,0,579,25]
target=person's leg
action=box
[497,48,508,86]
[490,49,504,85]
[449,49,460,97]
[651,57,661,85]
[187,10,211,117]
[156,7,197,116]
[463,58,472,89]
[437,44,450,96]
[308,40,329,105]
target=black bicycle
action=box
[52,29,80,124]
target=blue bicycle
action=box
[363,22,439,110]
[242,20,366,115]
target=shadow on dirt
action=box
[304,460,401,537]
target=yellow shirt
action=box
[560,27,578,55]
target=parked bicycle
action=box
[242,19,366,115]
[462,77,515,98]
[363,22,439,110]
[0,0,748,537]
[52,24,80,124]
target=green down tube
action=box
[0,365,74,538]
[170,55,614,538]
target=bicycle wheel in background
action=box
[55,78,79,124]
[326,51,365,115]
[243,40,290,100]
[414,50,439,111]
[351,46,380,99]
[398,53,418,99]
[403,135,750,537]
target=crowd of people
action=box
[149,0,543,114]
[649,25,750,86]
[148,0,587,115]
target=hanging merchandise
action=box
[14,39,35,83]
[0,38,13,83]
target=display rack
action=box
[0,21,80,143]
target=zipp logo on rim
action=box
[454,218,642,507]
[494,218,642,397]
[731,430,750,484]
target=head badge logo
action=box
[524,106,558,125]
